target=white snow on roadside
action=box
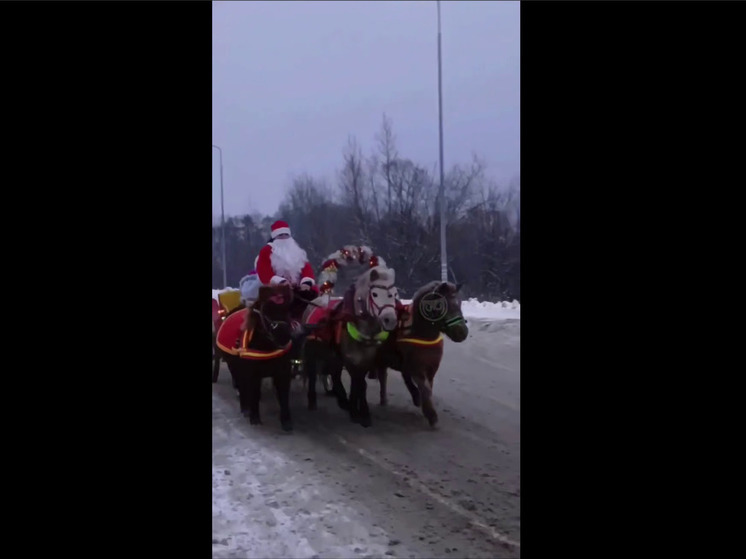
[212,288,520,322]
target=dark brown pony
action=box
[372,280,469,427]
[215,284,297,431]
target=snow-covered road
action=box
[212,317,520,559]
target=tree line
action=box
[212,115,520,302]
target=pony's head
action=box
[412,281,469,342]
[245,284,295,347]
[355,265,398,331]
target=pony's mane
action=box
[356,264,395,291]
[411,280,447,303]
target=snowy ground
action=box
[212,290,520,559]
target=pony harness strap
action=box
[216,308,249,356]
[346,321,389,344]
[397,334,444,346]
[238,328,293,360]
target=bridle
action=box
[367,282,397,318]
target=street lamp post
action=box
[212,144,228,288]
[437,0,447,282]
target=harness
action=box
[346,321,389,345]
[239,307,293,361]
[238,326,292,360]
[395,287,466,346]
[398,333,444,346]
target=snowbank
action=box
[212,288,519,322]
[460,298,521,320]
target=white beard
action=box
[270,237,308,284]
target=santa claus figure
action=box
[255,220,316,290]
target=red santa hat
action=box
[270,220,291,239]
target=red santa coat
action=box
[255,243,316,287]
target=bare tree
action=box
[338,135,371,243]
[375,113,399,215]
[212,119,520,301]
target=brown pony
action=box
[215,284,297,431]
[372,280,469,427]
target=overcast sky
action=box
[212,0,519,219]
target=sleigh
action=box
[212,290,244,383]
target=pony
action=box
[300,265,399,427]
[215,284,299,431]
[372,280,469,427]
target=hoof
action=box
[249,415,262,425]
[412,395,421,407]
[425,412,438,427]
[337,399,350,411]
[379,399,388,407]
[281,419,293,432]
[308,400,317,411]
[359,416,372,428]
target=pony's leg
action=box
[304,343,318,411]
[235,367,249,415]
[349,367,372,428]
[358,370,372,428]
[247,369,263,425]
[414,372,438,427]
[273,364,293,432]
[402,372,421,407]
[223,359,238,397]
[330,359,349,411]
[228,363,240,395]
[378,367,388,406]
[306,357,318,411]
[212,341,221,383]
[427,364,439,391]
[346,367,360,423]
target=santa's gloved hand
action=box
[299,283,311,291]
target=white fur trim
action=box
[270,275,288,285]
[271,226,291,239]
[300,276,315,286]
